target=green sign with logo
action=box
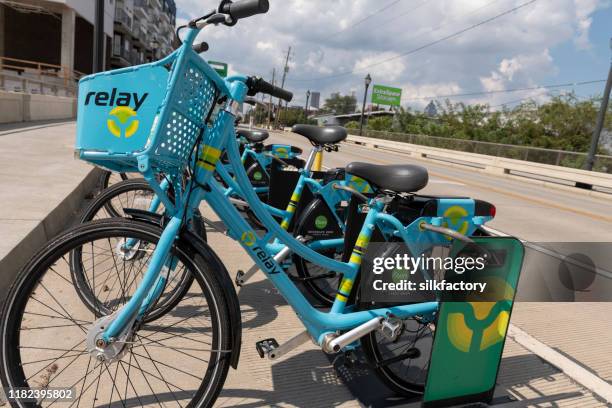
[423,237,524,407]
[371,84,402,106]
[208,60,228,78]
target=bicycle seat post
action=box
[304,145,323,174]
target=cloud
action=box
[174,0,610,110]
[256,41,275,51]
[353,52,406,81]
[573,0,600,49]
[400,81,463,108]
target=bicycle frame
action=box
[101,26,488,347]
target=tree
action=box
[367,116,393,131]
[277,107,317,127]
[352,93,612,155]
[345,120,360,129]
[322,93,357,115]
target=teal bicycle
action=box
[0,2,496,406]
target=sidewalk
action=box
[0,121,607,407]
[0,120,99,301]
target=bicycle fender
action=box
[124,208,165,226]
[124,208,207,241]
[181,228,242,369]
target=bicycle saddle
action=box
[237,128,269,143]
[291,124,347,145]
[346,162,428,193]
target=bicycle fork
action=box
[98,215,183,345]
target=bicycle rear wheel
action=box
[0,219,232,408]
[361,316,434,396]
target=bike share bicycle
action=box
[81,124,362,303]
[0,1,498,406]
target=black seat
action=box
[346,162,428,193]
[237,128,269,143]
[292,124,347,145]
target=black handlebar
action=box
[220,0,269,20]
[192,42,209,53]
[246,76,293,102]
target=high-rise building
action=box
[111,0,176,68]
[0,0,176,95]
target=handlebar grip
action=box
[263,82,293,102]
[246,77,293,101]
[221,0,269,20]
[193,42,209,53]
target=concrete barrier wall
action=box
[0,91,24,123]
[0,91,76,123]
[346,134,612,194]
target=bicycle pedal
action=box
[255,338,279,358]
[235,270,245,287]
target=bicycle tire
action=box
[0,218,232,408]
[100,170,129,190]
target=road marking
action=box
[429,179,465,186]
[507,324,612,403]
[342,143,612,224]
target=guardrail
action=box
[349,129,612,175]
[346,134,612,194]
[0,56,82,96]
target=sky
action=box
[175,0,612,111]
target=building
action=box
[424,100,438,117]
[0,0,176,96]
[111,0,176,68]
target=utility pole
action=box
[585,38,612,171]
[274,46,292,129]
[267,68,275,128]
[305,90,311,120]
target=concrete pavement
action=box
[0,120,100,302]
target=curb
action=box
[0,167,102,305]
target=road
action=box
[269,131,612,242]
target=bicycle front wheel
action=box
[1,219,232,408]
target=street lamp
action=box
[359,73,372,136]
[305,90,311,121]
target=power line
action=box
[289,0,538,82]
[376,0,435,26]
[332,0,402,35]
[401,79,606,101]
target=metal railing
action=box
[0,56,83,96]
[349,129,612,174]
